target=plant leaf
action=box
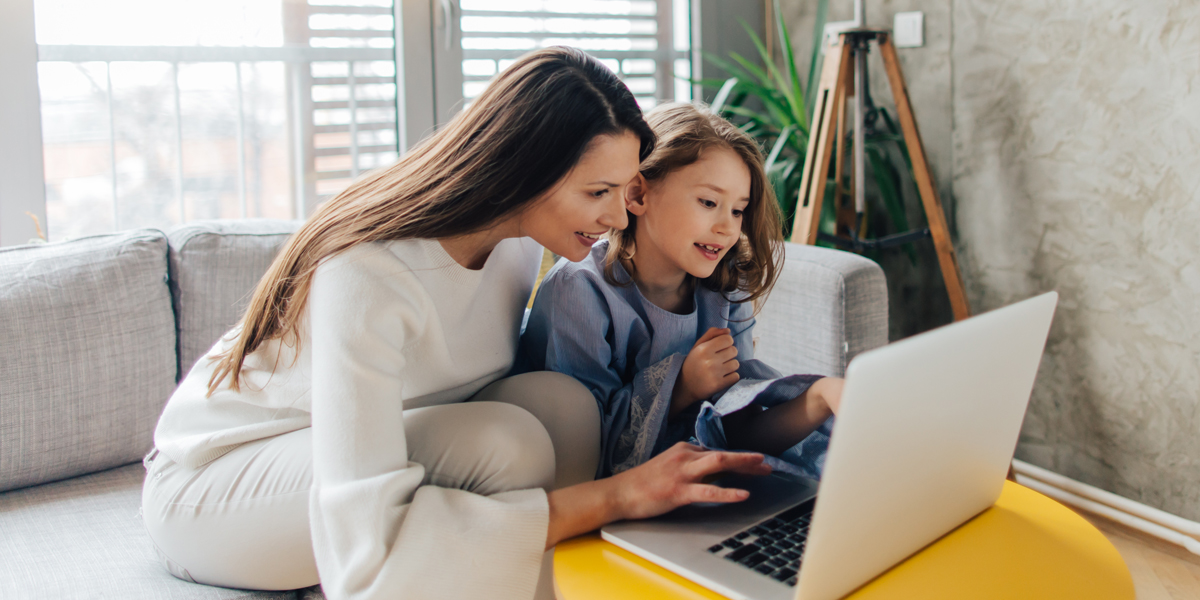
[711,78,740,112]
[702,51,760,86]
[772,0,807,129]
[790,129,810,153]
[770,162,798,239]
[875,108,914,173]
[728,52,772,87]
[818,179,839,244]
[738,18,805,128]
[722,79,796,127]
[865,148,908,231]
[877,105,901,134]
[765,125,795,171]
[721,105,784,134]
[690,76,740,90]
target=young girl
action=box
[519,102,843,480]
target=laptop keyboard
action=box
[705,498,816,587]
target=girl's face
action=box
[517,131,642,262]
[628,146,751,279]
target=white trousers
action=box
[141,371,600,596]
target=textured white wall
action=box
[953,0,1200,518]
[781,0,1200,518]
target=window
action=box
[455,0,692,110]
[30,0,400,241]
[1,0,701,245]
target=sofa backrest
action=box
[168,220,299,379]
[755,243,888,378]
[0,219,883,493]
[0,231,177,493]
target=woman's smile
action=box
[576,231,606,247]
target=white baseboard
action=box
[1012,459,1200,556]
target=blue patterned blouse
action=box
[516,241,834,480]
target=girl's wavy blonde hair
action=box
[604,102,784,308]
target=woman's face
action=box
[517,131,642,262]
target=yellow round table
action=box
[555,481,1134,599]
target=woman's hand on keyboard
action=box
[544,443,770,549]
[611,442,772,521]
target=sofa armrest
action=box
[753,243,888,377]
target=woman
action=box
[142,47,771,600]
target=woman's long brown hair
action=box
[207,47,654,395]
[605,102,784,308]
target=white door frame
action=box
[395,0,439,151]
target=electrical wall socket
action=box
[893,11,924,48]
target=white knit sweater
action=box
[154,236,547,600]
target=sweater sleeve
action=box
[698,298,829,479]
[307,247,549,600]
[727,297,784,380]
[520,270,684,477]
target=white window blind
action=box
[457,0,692,110]
[31,0,400,241]
[4,0,699,245]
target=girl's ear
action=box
[625,173,649,216]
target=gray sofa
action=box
[0,219,887,599]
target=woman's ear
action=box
[625,173,649,216]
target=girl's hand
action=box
[671,327,740,415]
[610,442,772,521]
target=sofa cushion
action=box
[0,464,297,599]
[755,243,888,377]
[167,220,299,380]
[0,231,177,493]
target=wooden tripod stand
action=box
[792,29,970,322]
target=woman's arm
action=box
[544,443,772,549]
[309,247,550,600]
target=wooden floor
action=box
[1079,510,1200,599]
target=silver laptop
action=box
[601,292,1058,600]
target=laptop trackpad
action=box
[606,472,818,539]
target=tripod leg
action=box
[833,78,854,238]
[878,34,972,321]
[793,35,851,245]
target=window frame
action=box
[0,0,756,247]
[0,0,432,247]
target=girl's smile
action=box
[694,242,724,260]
